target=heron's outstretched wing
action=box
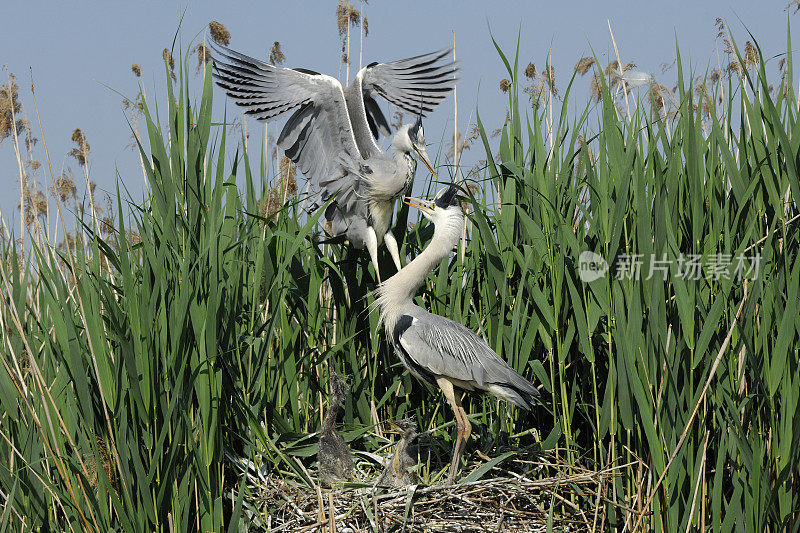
[393,309,540,410]
[361,48,459,118]
[211,43,364,216]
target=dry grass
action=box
[237,451,635,532]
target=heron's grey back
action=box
[394,307,540,409]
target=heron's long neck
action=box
[391,145,414,177]
[321,393,343,434]
[376,212,462,326]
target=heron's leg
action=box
[437,377,465,483]
[449,398,471,483]
[365,226,381,283]
[455,398,472,466]
[384,231,403,272]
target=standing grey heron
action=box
[375,185,541,482]
[210,43,457,282]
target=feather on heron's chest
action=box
[388,314,438,385]
[400,153,416,194]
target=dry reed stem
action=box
[634,281,748,530]
[28,89,135,511]
[0,266,95,530]
[607,21,631,121]
[5,73,27,254]
[683,431,709,533]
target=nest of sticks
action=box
[238,451,637,531]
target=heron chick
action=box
[375,185,541,483]
[211,44,457,282]
[317,370,354,486]
[377,417,419,488]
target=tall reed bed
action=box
[0,28,798,531]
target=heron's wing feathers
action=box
[397,311,540,409]
[212,43,364,216]
[361,48,459,116]
[211,43,321,123]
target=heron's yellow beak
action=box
[404,196,434,214]
[385,420,403,434]
[414,148,437,178]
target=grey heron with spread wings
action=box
[211,43,457,282]
[375,185,541,483]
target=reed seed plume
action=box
[162,48,176,81]
[194,44,211,73]
[604,60,621,87]
[280,157,297,189]
[18,187,47,227]
[714,17,725,36]
[131,63,142,77]
[499,78,511,93]
[524,62,537,80]
[542,63,557,95]
[590,73,602,102]
[744,41,759,67]
[336,0,360,35]
[390,110,404,130]
[22,122,38,151]
[268,41,285,65]
[337,1,350,36]
[52,170,77,202]
[69,128,90,166]
[122,93,145,129]
[523,82,545,103]
[460,182,479,213]
[788,0,800,13]
[336,0,360,69]
[362,16,369,36]
[259,157,297,220]
[0,74,24,142]
[722,38,734,56]
[574,57,595,75]
[660,59,676,73]
[727,60,743,78]
[208,21,231,45]
[647,82,669,113]
[126,230,141,246]
[447,125,479,160]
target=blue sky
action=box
[0,1,793,239]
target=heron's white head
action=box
[404,184,463,231]
[393,115,436,177]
